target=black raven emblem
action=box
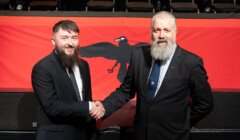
[79,36,148,82]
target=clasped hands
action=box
[90,101,105,120]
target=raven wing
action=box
[132,42,149,50]
[79,42,121,60]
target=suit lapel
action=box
[50,51,79,100]
[141,46,153,102]
[154,46,182,102]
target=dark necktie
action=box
[148,60,161,101]
[68,68,81,101]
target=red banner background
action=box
[0,16,240,99]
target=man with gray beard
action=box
[91,11,214,140]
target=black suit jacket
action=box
[102,45,213,140]
[32,51,96,140]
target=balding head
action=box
[152,11,177,31]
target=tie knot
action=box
[155,60,161,66]
[68,67,73,73]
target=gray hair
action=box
[151,11,177,31]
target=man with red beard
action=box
[92,11,214,140]
[32,20,100,140]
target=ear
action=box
[51,37,55,46]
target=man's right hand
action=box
[90,101,105,120]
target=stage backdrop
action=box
[1,16,240,96]
[0,16,240,128]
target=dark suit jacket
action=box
[32,51,96,140]
[102,45,213,140]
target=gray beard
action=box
[150,41,175,60]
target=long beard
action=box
[150,39,175,60]
[56,47,79,68]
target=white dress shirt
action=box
[66,64,92,110]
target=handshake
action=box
[90,101,105,120]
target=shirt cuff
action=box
[89,101,92,111]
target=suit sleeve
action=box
[31,62,90,118]
[102,52,136,117]
[190,58,214,126]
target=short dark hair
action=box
[52,20,79,34]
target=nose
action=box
[159,31,165,39]
[67,39,73,46]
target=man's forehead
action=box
[153,19,174,28]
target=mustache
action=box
[65,44,74,48]
[156,39,167,43]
